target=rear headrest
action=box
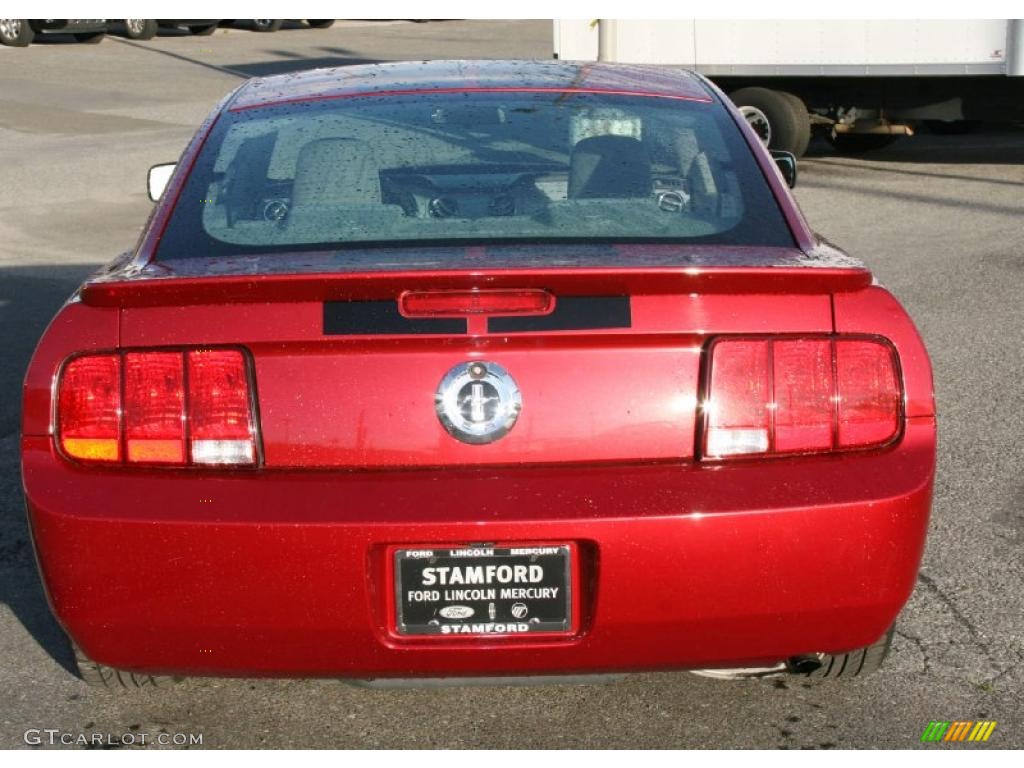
[568,135,651,199]
[291,138,381,208]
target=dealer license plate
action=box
[395,545,572,636]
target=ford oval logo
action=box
[439,605,474,620]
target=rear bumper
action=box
[23,419,935,679]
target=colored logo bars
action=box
[921,721,997,743]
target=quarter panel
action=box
[833,286,936,419]
[22,302,120,437]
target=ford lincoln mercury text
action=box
[22,60,935,687]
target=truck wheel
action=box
[252,19,283,32]
[796,627,894,679]
[827,133,898,154]
[189,24,218,36]
[307,20,335,29]
[123,19,157,39]
[780,93,812,157]
[729,87,811,158]
[73,643,181,688]
[74,31,106,44]
[0,18,33,46]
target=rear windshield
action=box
[156,90,795,261]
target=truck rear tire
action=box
[729,87,811,158]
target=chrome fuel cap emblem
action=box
[436,361,521,445]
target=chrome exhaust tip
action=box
[691,653,826,680]
[690,663,788,680]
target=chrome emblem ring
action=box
[435,361,521,445]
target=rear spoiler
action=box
[80,266,873,308]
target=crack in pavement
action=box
[916,571,1023,684]
[895,629,932,674]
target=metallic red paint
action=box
[80,261,873,308]
[21,61,937,679]
[22,281,935,676]
[23,420,933,677]
[110,292,835,469]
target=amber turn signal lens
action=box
[58,355,122,462]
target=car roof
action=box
[229,59,716,112]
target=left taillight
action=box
[57,348,258,467]
[58,354,122,463]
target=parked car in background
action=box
[119,20,221,40]
[0,19,105,46]
[250,19,335,32]
[23,60,936,687]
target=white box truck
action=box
[553,19,1024,155]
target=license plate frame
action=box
[393,544,573,637]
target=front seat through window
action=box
[567,135,652,199]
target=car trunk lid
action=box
[88,246,865,469]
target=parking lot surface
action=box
[1,19,1022,749]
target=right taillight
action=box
[57,348,258,467]
[703,336,901,460]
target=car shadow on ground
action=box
[224,55,384,78]
[108,35,385,80]
[803,123,1024,165]
[798,127,1024,212]
[0,266,99,677]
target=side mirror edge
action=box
[147,162,177,202]
[770,151,798,190]
[769,150,798,189]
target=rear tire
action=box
[252,19,283,33]
[74,31,106,44]
[802,627,894,679]
[729,86,811,158]
[307,19,335,29]
[189,24,218,36]
[123,19,157,40]
[0,18,34,46]
[73,643,181,689]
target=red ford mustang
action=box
[22,60,935,687]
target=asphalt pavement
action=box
[1,19,1022,749]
